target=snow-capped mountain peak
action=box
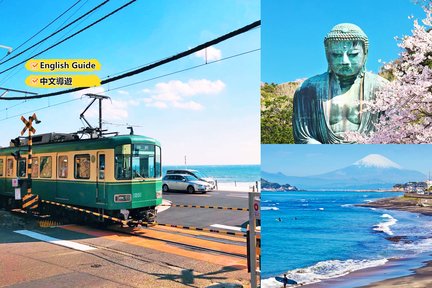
[354,154,402,169]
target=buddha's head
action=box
[324,23,368,77]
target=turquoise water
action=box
[261,191,432,286]
[162,164,260,183]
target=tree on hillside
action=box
[261,83,295,143]
[348,4,432,143]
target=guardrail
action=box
[161,203,248,211]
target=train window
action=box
[115,144,161,180]
[6,159,13,177]
[75,154,90,179]
[115,145,131,180]
[155,146,161,178]
[0,159,3,176]
[58,156,68,178]
[18,159,26,177]
[32,157,39,178]
[132,144,156,179]
[40,156,52,178]
[99,154,105,180]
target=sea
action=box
[261,191,432,287]
[162,164,260,183]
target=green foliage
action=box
[261,82,296,144]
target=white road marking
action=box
[226,194,248,198]
[14,230,96,251]
[157,199,172,213]
[210,224,247,232]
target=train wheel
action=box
[162,184,169,192]
[187,186,195,194]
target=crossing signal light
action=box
[11,137,20,147]
[11,151,21,160]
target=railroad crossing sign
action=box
[18,113,40,212]
[20,113,38,135]
[253,197,260,219]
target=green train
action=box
[0,133,162,223]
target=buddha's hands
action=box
[306,138,322,144]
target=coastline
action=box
[357,195,432,216]
[358,196,432,287]
[262,194,432,288]
[295,254,432,288]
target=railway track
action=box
[9,208,247,268]
[106,224,247,259]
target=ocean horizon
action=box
[261,190,432,287]
[162,164,260,183]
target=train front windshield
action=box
[115,144,161,180]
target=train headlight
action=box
[156,190,162,198]
[114,194,132,202]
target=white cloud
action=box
[117,90,129,95]
[147,101,168,109]
[142,98,153,103]
[173,100,203,111]
[194,46,222,61]
[86,99,132,120]
[142,79,225,110]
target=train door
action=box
[56,154,69,200]
[0,158,5,196]
[96,152,106,204]
[6,157,15,195]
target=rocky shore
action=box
[358,196,432,216]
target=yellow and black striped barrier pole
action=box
[41,199,246,236]
[21,113,39,211]
[157,223,247,237]
[161,204,249,211]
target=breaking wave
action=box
[261,206,279,211]
[373,214,398,236]
[261,258,388,287]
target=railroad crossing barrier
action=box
[40,199,248,237]
[157,223,247,237]
[161,203,248,211]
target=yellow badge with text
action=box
[25,75,101,88]
[25,59,101,72]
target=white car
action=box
[166,169,216,190]
[162,174,212,194]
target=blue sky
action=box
[0,0,260,165]
[262,0,426,83]
[262,145,432,176]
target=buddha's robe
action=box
[292,72,387,144]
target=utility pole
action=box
[248,192,260,287]
[20,113,41,211]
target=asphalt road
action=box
[0,190,254,287]
[159,190,250,229]
[0,225,248,288]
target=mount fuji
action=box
[262,154,426,190]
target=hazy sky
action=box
[262,0,426,83]
[0,0,260,165]
[262,145,432,176]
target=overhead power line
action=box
[0,86,38,95]
[0,0,135,75]
[0,0,108,66]
[0,48,259,119]
[0,98,81,122]
[107,48,260,92]
[0,0,82,62]
[0,0,90,86]
[0,20,261,101]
